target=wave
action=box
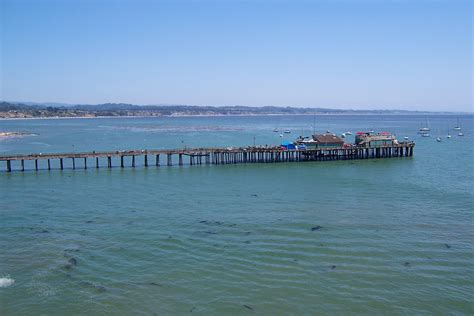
[0,277,15,288]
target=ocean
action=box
[0,114,473,315]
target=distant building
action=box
[295,134,344,149]
[355,132,399,147]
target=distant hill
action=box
[0,101,431,119]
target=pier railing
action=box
[0,143,414,172]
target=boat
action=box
[421,133,430,137]
[284,130,291,134]
[273,128,279,133]
[279,133,283,138]
[454,118,461,130]
[369,130,375,133]
[341,133,346,138]
[404,136,409,140]
[458,132,464,136]
[345,131,352,135]
[436,137,442,142]
[447,134,451,139]
[419,118,430,132]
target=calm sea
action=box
[0,114,473,315]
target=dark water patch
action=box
[148,282,163,287]
[445,244,451,249]
[311,226,323,231]
[404,262,411,267]
[64,248,80,253]
[64,257,78,270]
[199,220,221,225]
[243,305,254,311]
[68,258,77,266]
[80,281,107,293]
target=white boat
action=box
[279,133,283,138]
[421,133,430,137]
[458,132,464,136]
[273,128,279,132]
[369,130,375,133]
[436,137,442,142]
[454,118,461,130]
[447,134,451,139]
[341,133,346,138]
[404,136,409,140]
[419,118,430,132]
[345,131,352,135]
[284,130,291,134]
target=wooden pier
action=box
[0,143,414,172]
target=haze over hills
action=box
[0,101,464,119]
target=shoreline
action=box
[0,112,470,121]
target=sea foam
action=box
[0,277,15,288]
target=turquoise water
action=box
[1,115,473,315]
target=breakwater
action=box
[0,142,414,172]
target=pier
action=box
[0,142,414,172]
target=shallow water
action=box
[0,115,473,314]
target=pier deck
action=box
[0,143,414,172]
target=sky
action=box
[0,0,472,111]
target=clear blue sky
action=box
[1,0,472,111]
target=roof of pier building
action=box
[312,134,344,145]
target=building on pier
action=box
[355,132,398,148]
[295,134,344,149]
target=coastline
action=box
[0,112,469,121]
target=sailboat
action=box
[273,128,279,133]
[419,118,430,133]
[458,132,464,136]
[445,124,451,138]
[453,118,461,131]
